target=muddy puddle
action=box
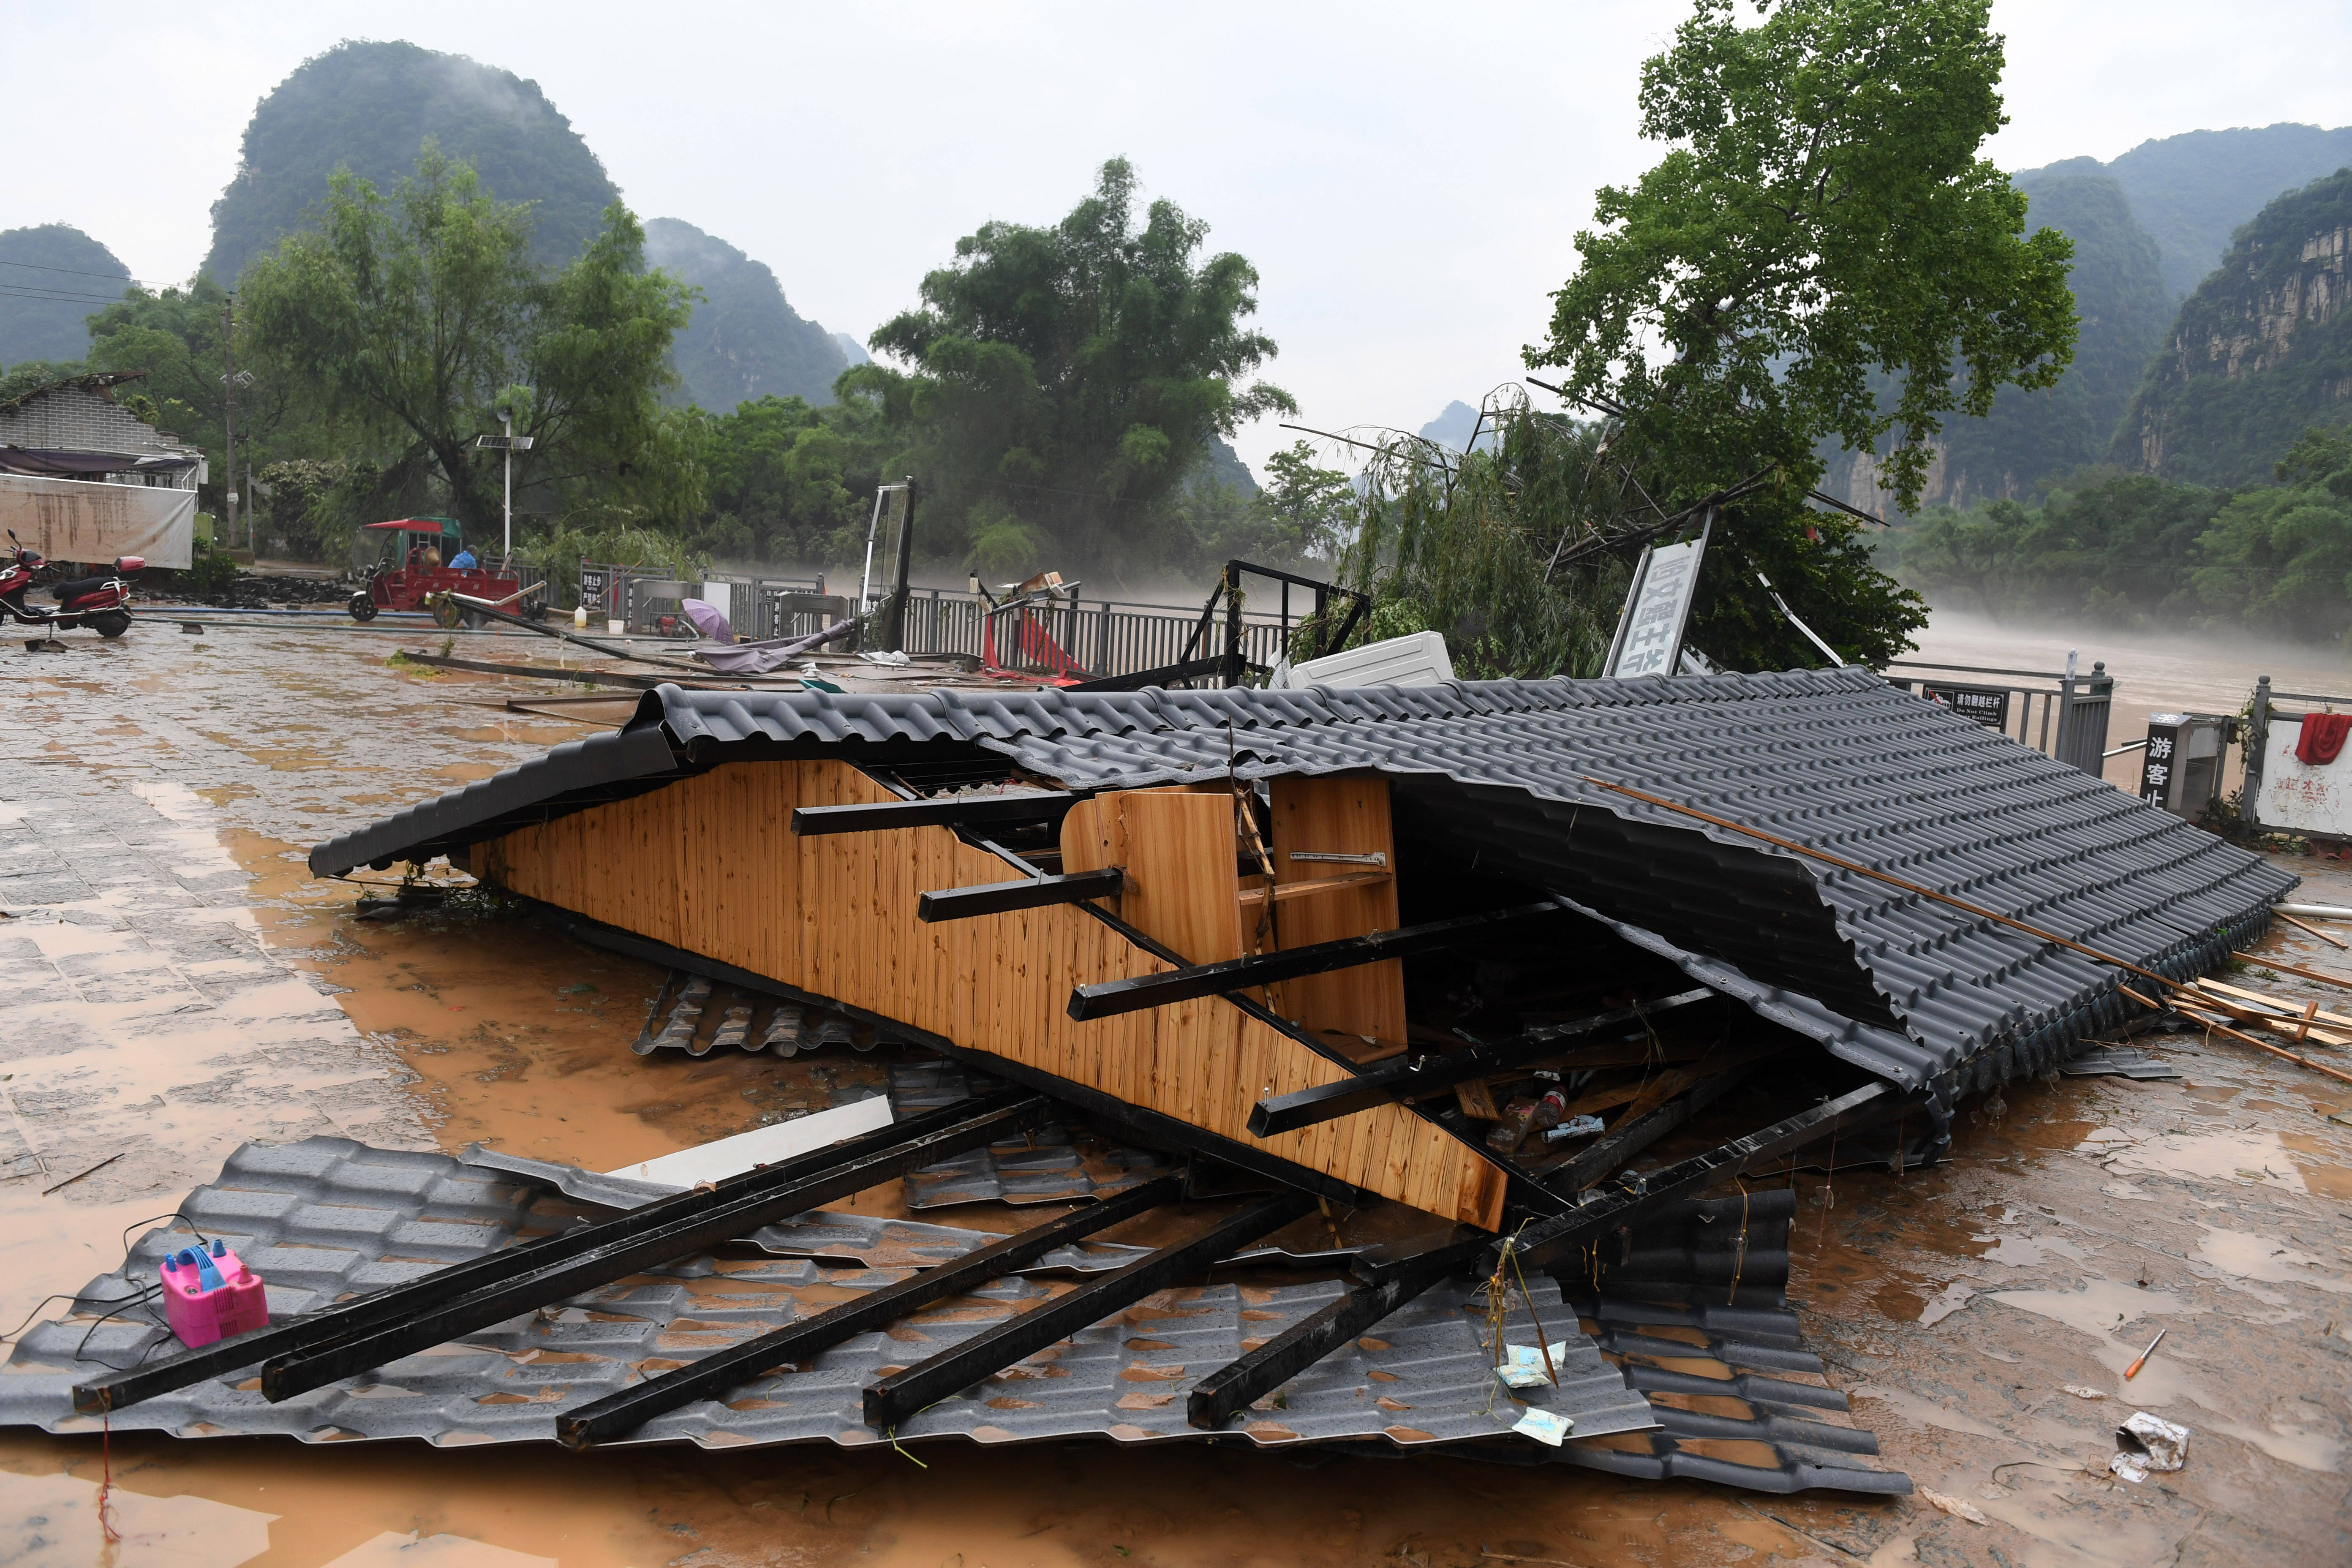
[0,622,2346,1564]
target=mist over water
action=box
[1906,610,2352,791]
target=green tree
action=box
[1342,399,1638,678]
[693,394,869,564]
[2189,429,2352,643]
[84,276,277,480]
[866,158,1295,577]
[1168,441,1354,573]
[1525,0,2077,665]
[0,360,89,401]
[239,145,696,545]
[1887,501,2023,615]
[1253,442,1356,562]
[1538,0,2077,511]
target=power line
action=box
[0,258,169,287]
[0,284,142,306]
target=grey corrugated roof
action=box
[1545,1189,1908,1494]
[0,1137,1656,1457]
[308,673,2292,1124]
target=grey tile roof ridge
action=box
[305,667,2292,1123]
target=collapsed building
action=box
[0,667,2292,1492]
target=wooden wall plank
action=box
[472,758,1501,1223]
[1269,776,1405,1047]
[1118,791,1243,967]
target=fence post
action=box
[1222,564,1245,687]
[2244,675,2271,832]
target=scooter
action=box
[0,530,138,643]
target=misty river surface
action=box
[1903,610,2352,792]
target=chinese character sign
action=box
[1603,536,1709,679]
[2140,721,2182,806]
[1921,684,2010,730]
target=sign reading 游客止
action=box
[578,566,610,617]
[1922,683,2011,731]
[2140,718,2183,807]
[1602,527,1711,679]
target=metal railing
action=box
[891,586,1294,683]
[1881,656,2114,776]
[567,569,1306,682]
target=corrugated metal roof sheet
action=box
[307,672,2292,1128]
[0,1137,1657,1456]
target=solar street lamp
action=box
[474,413,536,562]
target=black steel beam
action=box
[1069,656,1228,694]
[256,1096,1054,1402]
[791,795,1073,837]
[862,1190,1316,1430]
[1246,988,1715,1137]
[917,868,1123,923]
[539,905,1380,1208]
[1496,1082,1903,1273]
[1068,903,1564,1022]
[72,1089,1031,1416]
[1545,1060,1760,1194]
[560,1172,1185,1447]
[1186,1234,1474,1430]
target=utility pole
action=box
[884,476,917,652]
[220,298,237,554]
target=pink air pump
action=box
[158,1239,268,1348]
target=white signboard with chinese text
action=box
[1602,531,1709,679]
[2257,715,2352,839]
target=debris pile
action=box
[4,665,2310,1497]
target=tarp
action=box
[0,471,195,569]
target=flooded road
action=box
[0,617,2345,1565]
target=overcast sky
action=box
[6,1,2348,471]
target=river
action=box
[1905,610,2352,793]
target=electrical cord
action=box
[0,1210,215,1351]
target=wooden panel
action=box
[1268,775,1405,1047]
[1058,795,1124,877]
[1117,790,1244,966]
[472,757,1504,1227]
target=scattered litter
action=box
[179,622,203,635]
[2110,1410,2190,1481]
[39,1152,121,1196]
[1510,1406,1573,1446]
[1541,1115,1606,1143]
[1918,1487,1987,1524]
[1495,1343,1572,1388]
[2124,1327,2167,1380]
[2060,1384,2107,1400]
[857,649,911,666]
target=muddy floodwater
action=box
[1907,612,2352,795]
[0,614,2346,1566]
